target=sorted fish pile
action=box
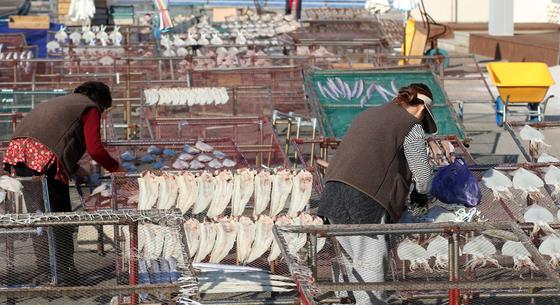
[120,141,236,172]
[184,212,325,265]
[144,87,229,106]
[316,78,398,106]
[136,168,313,218]
[427,139,455,166]
[121,223,187,286]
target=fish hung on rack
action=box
[184,212,324,265]
[49,24,123,48]
[121,223,190,287]
[143,87,229,106]
[316,78,399,106]
[134,168,313,218]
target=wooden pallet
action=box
[8,15,50,29]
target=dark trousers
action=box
[11,163,76,280]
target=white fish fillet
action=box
[158,174,179,210]
[207,170,234,218]
[184,219,200,258]
[236,216,256,264]
[192,172,215,214]
[176,172,198,214]
[209,217,238,263]
[268,215,293,262]
[253,170,272,217]
[231,168,256,217]
[194,222,217,263]
[288,213,314,255]
[287,170,313,217]
[163,226,186,267]
[312,216,326,252]
[138,172,159,210]
[144,223,165,261]
[269,169,293,216]
[246,215,274,264]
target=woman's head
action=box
[74,81,112,111]
[393,83,438,134]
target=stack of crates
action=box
[110,5,134,25]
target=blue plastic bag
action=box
[430,158,481,207]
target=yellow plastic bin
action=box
[487,62,555,124]
[487,62,555,102]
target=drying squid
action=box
[192,172,215,214]
[462,235,501,271]
[231,168,256,217]
[501,240,538,271]
[545,165,560,198]
[253,170,273,217]
[176,172,198,214]
[481,169,513,201]
[195,140,214,152]
[269,169,293,217]
[512,168,544,201]
[268,215,294,262]
[519,125,549,152]
[426,235,448,271]
[209,217,238,263]
[246,215,275,264]
[194,221,217,263]
[184,219,200,258]
[207,170,234,218]
[223,159,237,168]
[287,170,313,217]
[524,204,555,237]
[539,235,560,268]
[397,238,432,272]
[236,216,256,264]
[538,153,559,163]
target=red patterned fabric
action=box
[3,108,120,183]
[3,138,68,183]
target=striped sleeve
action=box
[403,124,433,194]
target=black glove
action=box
[410,188,429,208]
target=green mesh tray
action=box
[306,69,464,138]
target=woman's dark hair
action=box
[74,81,112,111]
[393,83,433,107]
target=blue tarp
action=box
[0,22,63,58]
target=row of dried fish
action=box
[136,168,313,218]
[50,25,123,47]
[184,213,325,264]
[427,140,455,166]
[121,223,186,284]
[144,87,229,106]
[317,78,398,105]
[397,235,537,273]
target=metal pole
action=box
[129,222,139,305]
[41,177,58,285]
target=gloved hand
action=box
[410,188,430,208]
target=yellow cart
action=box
[487,62,555,125]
